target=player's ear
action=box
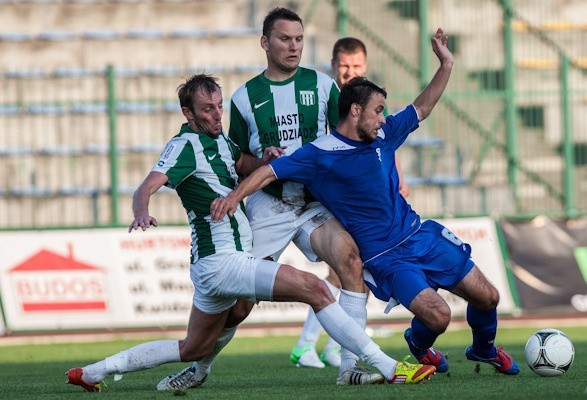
[181,106,194,120]
[351,102,361,117]
[260,35,269,51]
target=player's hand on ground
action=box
[128,214,158,232]
[262,146,286,163]
[431,27,453,65]
[210,196,238,221]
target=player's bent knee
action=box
[484,287,500,310]
[225,300,254,327]
[309,277,336,310]
[427,306,451,333]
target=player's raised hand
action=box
[128,214,158,232]
[431,28,453,66]
[210,196,238,222]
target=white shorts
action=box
[245,190,334,262]
[191,251,281,314]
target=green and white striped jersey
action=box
[152,123,253,261]
[229,67,339,206]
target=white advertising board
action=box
[0,217,516,332]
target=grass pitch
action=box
[1,325,586,399]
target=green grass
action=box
[1,325,586,399]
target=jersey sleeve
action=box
[269,144,319,187]
[383,104,420,150]
[151,137,196,189]
[327,81,340,132]
[228,98,251,154]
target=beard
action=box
[357,126,376,143]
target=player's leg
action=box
[291,268,341,368]
[392,268,451,373]
[307,217,369,374]
[245,193,329,367]
[270,261,435,384]
[451,266,519,375]
[157,299,254,390]
[318,271,342,366]
[67,305,231,392]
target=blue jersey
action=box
[270,105,421,261]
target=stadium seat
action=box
[8,187,52,197]
[27,104,66,115]
[116,102,157,113]
[0,105,21,115]
[6,69,46,78]
[404,135,444,148]
[36,30,77,41]
[53,67,93,77]
[37,145,81,156]
[115,67,140,77]
[0,32,32,41]
[163,100,178,113]
[0,146,34,156]
[168,28,207,38]
[58,186,101,196]
[126,28,165,39]
[83,143,109,155]
[427,175,470,213]
[404,135,444,177]
[143,65,182,76]
[81,29,120,40]
[71,103,108,114]
[215,27,260,37]
[403,175,428,187]
[126,143,163,153]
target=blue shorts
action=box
[363,220,474,308]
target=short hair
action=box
[332,37,367,60]
[338,77,387,120]
[262,7,303,37]
[177,74,221,111]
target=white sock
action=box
[83,340,180,383]
[296,279,340,348]
[338,289,367,372]
[315,303,397,380]
[191,326,237,380]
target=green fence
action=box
[0,0,586,229]
[325,0,587,218]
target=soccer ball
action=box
[524,328,574,377]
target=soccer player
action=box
[159,7,386,385]
[209,28,521,377]
[65,74,436,393]
[291,36,412,369]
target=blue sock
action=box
[467,305,497,358]
[408,318,439,357]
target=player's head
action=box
[177,74,223,138]
[331,37,368,86]
[339,77,387,142]
[261,7,304,75]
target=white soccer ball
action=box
[524,328,574,377]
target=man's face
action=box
[262,19,304,74]
[184,89,223,138]
[356,93,386,142]
[332,51,367,86]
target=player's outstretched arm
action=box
[210,165,277,221]
[236,146,286,176]
[413,27,453,121]
[128,171,169,232]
